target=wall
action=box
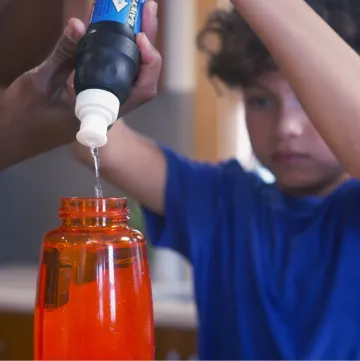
[0,0,63,86]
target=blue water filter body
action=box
[74,0,146,148]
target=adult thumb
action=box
[39,18,87,86]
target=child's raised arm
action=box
[232,0,360,178]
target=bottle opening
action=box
[59,197,129,220]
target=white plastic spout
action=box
[76,113,109,148]
[75,89,120,148]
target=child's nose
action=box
[275,106,305,140]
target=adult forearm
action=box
[232,0,360,177]
[0,88,78,170]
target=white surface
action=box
[75,89,120,148]
[152,249,192,284]
[163,0,196,92]
[0,265,197,329]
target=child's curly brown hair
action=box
[197,0,360,88]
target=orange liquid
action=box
[34,234,154,360]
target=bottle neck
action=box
[59,197,129,229]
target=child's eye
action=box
[245,96,273,109]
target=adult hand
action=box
[117,0,161,117]
[0,0,161,170]
[0,18,86,169]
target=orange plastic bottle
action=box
[34,197,154,360]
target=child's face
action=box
[243,71,345,195]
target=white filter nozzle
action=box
[75,89,120,148]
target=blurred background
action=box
[0,0,273,359]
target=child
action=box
[74,0,360,358]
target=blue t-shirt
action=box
[142,146,360,360]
